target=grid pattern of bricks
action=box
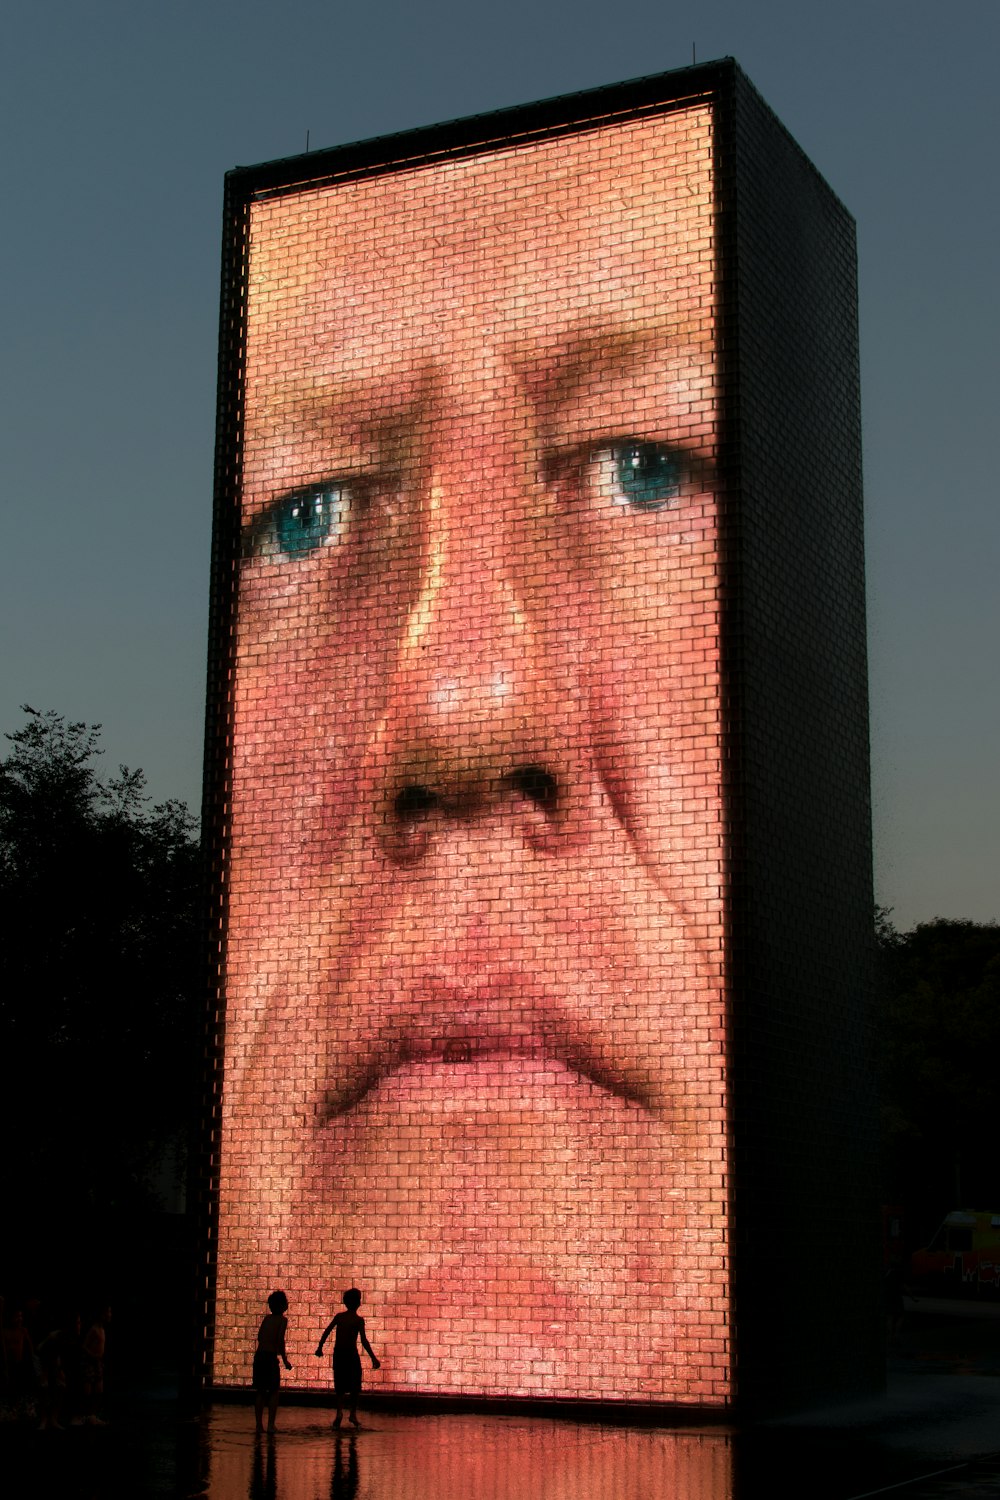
[208,101,730,1405]
[203,60,878,1415]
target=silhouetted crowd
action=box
[1,1292,112,1430]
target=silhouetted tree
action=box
[0,707,201,1280]
[876,909,1000,1237]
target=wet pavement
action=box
[2,1298,998,1498]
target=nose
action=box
[374,397,587,862]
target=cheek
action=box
[581,522,721,838]
[230,576,407,850]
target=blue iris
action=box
[610,443,682,510]
[274,486,349,554]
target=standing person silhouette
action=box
[316,1288,380,1428]
[253,1290,292,1433]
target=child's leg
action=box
[267,1390,280,1431]
[254,1391,265,1431]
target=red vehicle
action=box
[911,1211,1000,1297]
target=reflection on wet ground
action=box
[3,1303,1000,1499]
[5,1392,1000,1500]
[205,1407,733,1500]
[1,1398,734,1500]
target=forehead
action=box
[246,106,713,366]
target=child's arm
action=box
[279,1315,292,1370]
[315,1317,337,1357]
[359,1319,381,1370]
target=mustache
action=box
[318,977,660,1117]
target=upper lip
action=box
[320,975,658,1117]
[400,1025,544,1065]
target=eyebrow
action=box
[508,321,706,405]
[249,318,705,435]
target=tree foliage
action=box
[876,908,1000,1227]
[0,707,202,1244]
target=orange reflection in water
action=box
[203,1407,733,1500]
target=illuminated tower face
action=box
[211,100,729,1404]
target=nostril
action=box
[505,764,558,810]
[394,784,438,819]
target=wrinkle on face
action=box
[217,104,728,1402]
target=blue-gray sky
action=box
[2,0,996,930]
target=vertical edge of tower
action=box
[715,60,884,1414]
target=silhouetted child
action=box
[315,1287,380,1428]
[81,1304,110,1426]
[253,1290,292,1433]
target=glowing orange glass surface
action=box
[214,104,729,1403]
[202,1409,734,1500]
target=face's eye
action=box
[260,484,353,557]
[587,442,684,512]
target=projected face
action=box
[214,106,730,1403]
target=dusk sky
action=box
[2,0,996,931]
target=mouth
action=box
[399,1021,544,1066]
[360,1054,635,1122]
[318,977,660,1119]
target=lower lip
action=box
[354,1056,613,1117]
